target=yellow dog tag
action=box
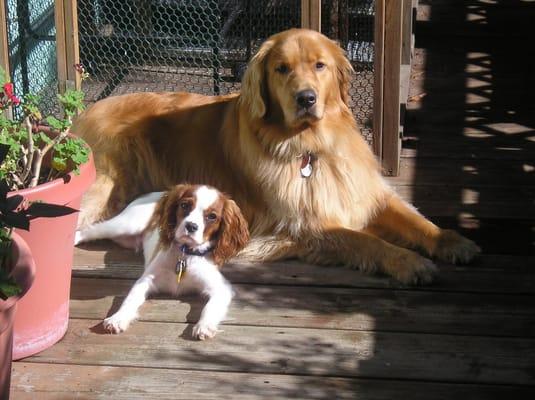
[176,259,187,283]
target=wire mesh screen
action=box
[5,0,58,116]
[78,0,300,100]
[78,0,374,143]
[322,0,375,143]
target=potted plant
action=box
[0,66,95,359]
[0,142,80,398]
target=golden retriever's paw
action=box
[384,249,437,285]
[433,229,481,264]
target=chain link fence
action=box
[78,0,375,143]
[322,0,374,143]
[4,0,59,116]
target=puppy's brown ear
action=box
[213,198,250,266]
[332,41,354,107]
[239,39,275,120]
[147,184,189,248]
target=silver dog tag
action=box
[300,152,313,178]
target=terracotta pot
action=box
[9,152,95,360]
[0,233,36,399]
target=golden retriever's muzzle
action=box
[295,89,319,119]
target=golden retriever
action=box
[74,28,480,284]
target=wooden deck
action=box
[10,1,535,398]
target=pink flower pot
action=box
[0,233,36,399]
[10,153,95,360]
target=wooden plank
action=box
[381,0,403,175]
[392,184,535,219]
[309,0,321,32]
[389,158,535,188]
[411,45,534,80]
[301,0,309,28]
[54,0,68,93]
[25,318,535,385]
[401,0,413,66]
[63,0,80,90]
[12,362,535,400]
[409,74,535,100]
[401,137,535,162]
[73,242,535,271]
[0,0,10,75]
[373,0,385,157]
[72,246,535,294]
[301,0,321,31]
[416,3,535,38]
[69,277,535,338]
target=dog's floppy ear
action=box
[239,39,275,120]
[148,184,189,248]
[332,41,354,107]
[213,197,250,266]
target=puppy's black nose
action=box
[185,222,198,234]
[296,90,317,109]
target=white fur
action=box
[75,186,233,340]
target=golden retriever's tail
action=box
[235,235,299,263]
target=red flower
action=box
[2,82,20,105]
[3,82,14,97]
[74,63,85,74]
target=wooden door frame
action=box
[55,0,80,92]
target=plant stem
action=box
[28,128,69,188]
[20,116,34,184]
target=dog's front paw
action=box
[192,322,219,341]
[384,249,438,285]
[433,229,481,264]
[103,314,132,334]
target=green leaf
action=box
[46,116,65,131]
[0,269,22,300]
[1,211,30,230]
[26,202,78,218]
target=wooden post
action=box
[398,0,415,141]
[0,0,12,118]
[373,0,385,158]
[55,0,67,93]
[0,0,10,76]
[55,0,80,93]
[381,0,403,176]
[301,0,321,31]
[64,0,80,90]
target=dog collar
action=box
[175,244,214,283]
[179,244,214,257]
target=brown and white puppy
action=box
[75,184,249,339]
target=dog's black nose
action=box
[296,90,317,109]
[185,222,198,234]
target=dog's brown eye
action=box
[206,212,217,222]
[275,64,289,74]
[315,62,326,70]
[180,202,191,212]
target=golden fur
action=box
[74,29,479,284]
